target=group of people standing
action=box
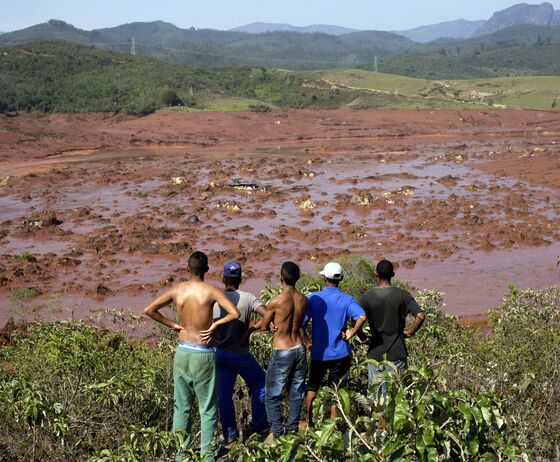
[143,252,425,461]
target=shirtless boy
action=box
[143,251,240,462]
[262,261,308,441]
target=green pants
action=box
[173,347,218,462]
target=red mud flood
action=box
[1,109,559,323]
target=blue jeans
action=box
[216,349,268,442]
[368,357,408,401]
[265,345,307,438]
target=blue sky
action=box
[1,0,559,32]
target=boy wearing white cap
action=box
[302,262,367,426]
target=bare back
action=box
[267,287,307,349]
[174,281,219,344]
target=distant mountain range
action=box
[2,2,560,46]
[229,2,560,42]
[1,2,560,75]
[0,20,421,70]
[394,19,486,43]
[230,22,359,35]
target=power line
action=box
[90,40,374,66]
[11,39,377,68]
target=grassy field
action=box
[162,68,560,112]
[314,69,560,110]
[2,42,559,114]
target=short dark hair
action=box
[188,251,209,276]
[224,276,241,288]
[281,261,300,286]
[376,259,395,280]
[325,277,340,286]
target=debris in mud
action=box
[2,109,560,317]
[171,176,187,185]
[215,201,241,212]
[95,284,111,296]
[464,214,485,226]
[227,179,267,192]
[58,257,81,267]
[18,211,63,233]
[351,191,375,206]
[383,187,415,201]
[401,258,416,269]
[86,226,123,254]
[437,175,459,187]
[203,181,217,191]
[399,188,415,197]
[0,176,10,187]
[142,243,160,254]
[298,199,317,211]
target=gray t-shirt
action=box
[212,289,263,355]
[359,286,422,361]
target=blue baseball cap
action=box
[223,261,242,278]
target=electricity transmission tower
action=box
[374,56,378,73]
[131,37,136,56]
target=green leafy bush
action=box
[0,263,558,460]
[160,89,182,107]
[231,364,526,461]
[0,321,177,461]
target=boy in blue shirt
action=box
[302,262,367,426]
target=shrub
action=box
[0,264,558,460]
[0,321,176,461]
[230,364,526,461]
[160,89,182,107]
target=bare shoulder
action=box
[203,281,220,292]
[295,291,308,305]
[174,280,194,293]
[203,281,226,299]
[266,295,281,310]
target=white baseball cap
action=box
[320,262,344,281]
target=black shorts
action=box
[307,355,352,392]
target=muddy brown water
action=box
[1,109,559,325]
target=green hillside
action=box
[1,41,559,115]
[2,20,560,78]
[427,24,560,52]
[382,25,560,79]
[0,20,420,70]
[0,19,100,45]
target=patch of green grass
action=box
[10,287,39,301]
[18,251,37,262]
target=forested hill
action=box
[2,19,560,78]
[2,41,559,116]
[384,26,560,79]
[0,20,419,70]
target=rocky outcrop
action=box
[475,2,560,36]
